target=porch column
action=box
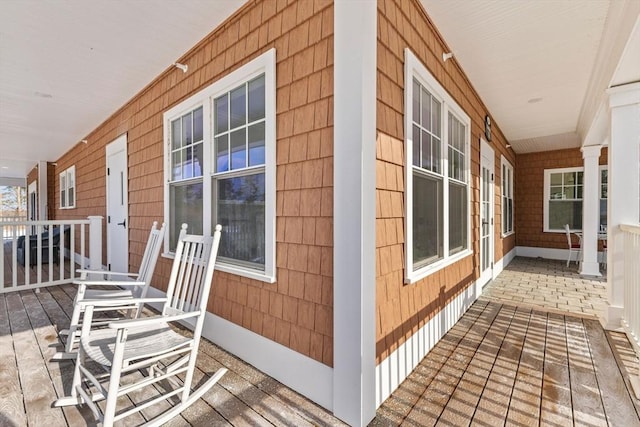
[579,145,602,276]
[602,82,640,330]
[333,0,377,425]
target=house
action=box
[1,0,639,425]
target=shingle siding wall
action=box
[515,147,607,249]
[375,0,516,363]
[52,0,335,366]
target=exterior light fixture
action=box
[442,52,454,62]
[174,62,188,73]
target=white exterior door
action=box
[479,139,494,288]
[106,134,129,272]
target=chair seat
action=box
[81,323,191,367]
[85,288,134,300]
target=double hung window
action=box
[544,167,584,231]
[501,158,514,235]
[60,166,76,209]
[405,49,471,283]
[164,50,276,282]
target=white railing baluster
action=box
[1,217,103,293]
[620,223,640,399]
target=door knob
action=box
[117,219,126,228]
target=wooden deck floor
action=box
[0,284,347,427]
[2,264,639,426]
[372,299,640,427]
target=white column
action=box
[602,82,640,330]
[37,161,48,220]
[88,215,103,271]
[580,145,602,276]
[333,0,377,425]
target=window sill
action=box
[162,252,276,284]
[501,231,515,238]
[405,249,473,285]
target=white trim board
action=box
[516,246,605,264]
[493,247,517,280]
[145,286,333,410]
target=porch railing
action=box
[0,216,102,293]
[620,223,640,398]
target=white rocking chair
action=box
[54,221,166,359]
[54,225,225,427]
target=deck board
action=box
[0,285,346,427]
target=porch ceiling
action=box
[1,1,639,182]
[421,0,640,153]
[0,0,245,180]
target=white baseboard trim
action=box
[516,246,604,264]
[374,283,476,406]
[146,286,334,411]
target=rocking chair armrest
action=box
[108,311,201,330]
[78,297,167,308]
[77,269,140,279]
[72,279,146,287]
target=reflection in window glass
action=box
[170,182,203,249]
[413,172,443,268]
[215,173,265,269]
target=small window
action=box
[60,166,76,209]
[599,167,607,228]
[544,167,583,231]
[501,157,514,236]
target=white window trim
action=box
[543,166,584,232]
[404,49,472,284]
[162,49,276,283]
[501,156,514,237]
[59,165,76,209]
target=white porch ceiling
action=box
[0,0,245,180]
[0,1,639,181]
[421,0,640,153]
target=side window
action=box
[405,49,471,283]
[163,49,276,282]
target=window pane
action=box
[61,189,66,208]
[576,172,584,185]
[172,151,182,180]
[171,119,181,149]
[412,79,420,124]
[508,199,513,232]
[549,200,582,230]
[449,182,467,255]
[600,199,607,228]
[550,173,562,186]
[193,107,203,142]
[601,169,608,198]
[550,186,563,199]
[412,124,420,166]
[182,144,203,179]
[182,113,193,146]
[421,87,431,131]
[421,131,431,170]
[216,173,265,268]
[432,136,441,174]
[503,199,508,233]
[248,75,265,122]
[563,186,575,199]
[215,135,229,173]
[230,85,246,129]
[169,182,203,249]
[431,98,441,136]
[215,95,228,134]
[248,122,265,166]
[413,172,443,267]
[68,188,74,207]
[230,129,247,170]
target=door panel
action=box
[106,135,128,273]
[479,140,494,287]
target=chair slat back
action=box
[137,222,166,298]
[163,224,222,318]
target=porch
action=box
[1,257,638,426]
